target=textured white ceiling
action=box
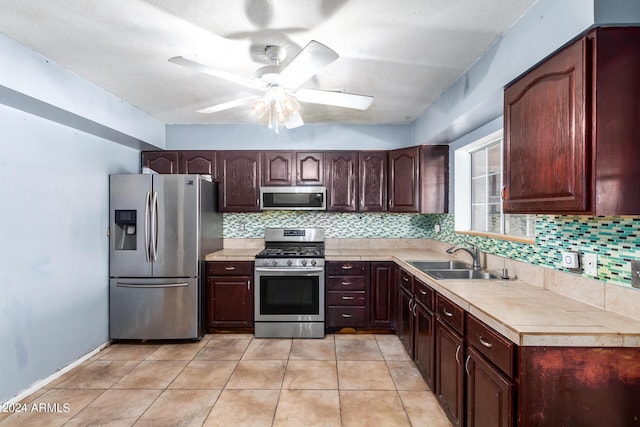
[0,0,536,125]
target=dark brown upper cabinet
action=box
[388,145,448,213]
[359,151,388,212]
[504,27,640,215]
[295,152,324,185]
[218,151,261,212]
[325,151,358,212]
[180,151,218,180]
[262,151,294,186]
[141,151,179,174]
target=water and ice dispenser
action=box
[114,210,136,250]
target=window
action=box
[454,130,535,239]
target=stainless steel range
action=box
[254,228,325,338]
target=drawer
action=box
[326,276,367,291]
[327,261,369,276]
[414,279,434,311]
[399,269,414,292]
[436,294,464,335]
[466,314,515,377]
[207,261,253,276]
[326,306,366,327]
[327,291,366,306]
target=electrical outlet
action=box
[583,253,598,277]
[561,251,579,269]
[434,224,441,233]
[631,260,640,289]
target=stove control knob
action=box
[301,260,307,266]
[311,259,317,266]
[271,260,278,266]
[287,260,293,266]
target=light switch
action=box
[561,251,580,269]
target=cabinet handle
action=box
[224,266,236,271]
[342,296,354,300]
[465,355,471,376]
[455,345,461,365]
[408,299,413,312]
[402,276,409,282]
[341,281,352,286]
[342,265,353,270]
[478,336,493,348]
[247,280,250,291]
[442,307,453,317]
[501,185,506,201]
[419,289,427,295]
[342,314,352,318]
[412,301,417,316]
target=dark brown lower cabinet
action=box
[369,262,396,329]
[414,300,435,390]
[206,261,254,330]
[397,270,414,356]
[466,346,514,427]
[435,319,465,427]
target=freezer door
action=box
[109,278,200,339]
[151,175,200,277]
[109,174,152,277]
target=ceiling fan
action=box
[169,40,373,132]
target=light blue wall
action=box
[167,123,410,150]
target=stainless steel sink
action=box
[424,269,501,280]
[408,260,470,270]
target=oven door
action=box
[254,267,325,322]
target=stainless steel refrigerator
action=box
[109,174,222,340]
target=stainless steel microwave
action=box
[260,186,327,210]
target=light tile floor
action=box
[0,333,452,427]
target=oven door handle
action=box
[255,267,325,274]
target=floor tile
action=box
[335,339,384,360]
[112,360,187,389]
[386,361,429,391]
[196,339,251,360]
[334,333,375,340]
[0,388,104,427]
[340,390,411,427]
[64,389,161,427]
[169,360,237,389]
[337,361,395,390]
[134,389,220,427]
[290,338,336,360]
[55,360,140,389]
[399,390,453,427]
[374,333,400,340]
[273,389,341,427]
[203,389,279,427]
[225,360,287,389]
[242,338,292,360]
[377,338,412,361]
[98,343,161,361]
[282,360,338,390]
[209,332,254,340]
[146,341,206,361]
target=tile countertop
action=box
[205,248,640,348]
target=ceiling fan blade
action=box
[169,56,263,90]
[295,89,373,110]
[197,96,260,114]
[279,40,339,90]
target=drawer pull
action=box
[342,265,353,270]
[342,296,354,300]
[341,281,352,286]
[442,307,454,317]
[402,276,409,282]
[342,314,352,318]
[478,336,493,348]
[419,289,427,295]
[224,266,236,271]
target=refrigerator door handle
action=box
[115,282,189,288]
[151,191,159,262]
[144,191,151,262]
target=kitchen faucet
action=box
[446,241,481,270]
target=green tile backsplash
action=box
[224,212,640,288]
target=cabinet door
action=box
[296,152,324,185]
[369,262,396,329]
[414,302,436,390]
[388,147,420,212]
[325,151,358,212]
[436,320,465,427]
[219,151,261,212]
[398,285,414,357]
[466,346,514,427]
[180,151,218,180]
[207,276,253,328]
[142,151,179,174]
[420,145,449,213]
[503,38,588,213]
[262,151,294,186]
[359,151,387,212]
